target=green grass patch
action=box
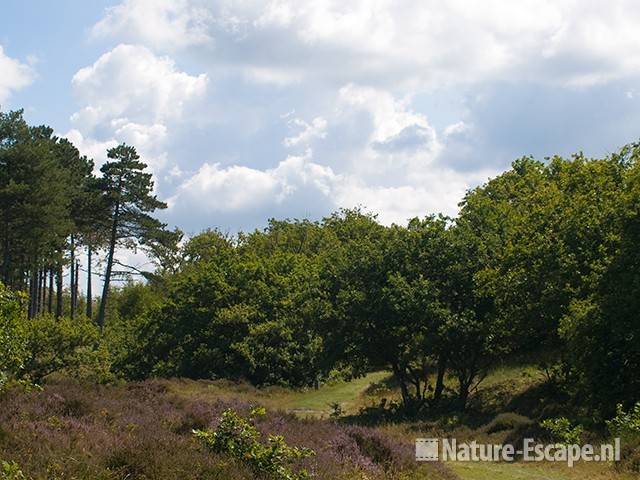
[282,371,391,416]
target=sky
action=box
[2,0,640,236]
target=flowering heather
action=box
[0,379,449,479]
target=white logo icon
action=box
[416,438,439,461]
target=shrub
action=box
[607,402,640,436]
[607,403,640,473]
[0,461,25,480]
[0,283,28,387]
[193,407,315,480]
[540,417,583,444]
[484,412,534,434]
[23,314,114,383]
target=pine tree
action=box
[96,144,167,329]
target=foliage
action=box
[2,102,640,424]
[607,403,640,473]
[23,314,113,383]
[194,407,315,480]
[96,143,168,329]
[118,147,639,415]
[607,403,640,436]
[540,417,584,444]
[0,283,28,387]
[0,461,25,480]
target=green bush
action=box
[484,412,534,434]
[23,314,114,383]
[194,407,314,480]
[0,283,28,389]
[607,403,640,436]
[607,403,640,472]
[540,417,583,444]
[0,461,26,480]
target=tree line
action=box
[116,145,639,418]
[0,109,172,328]
[1,107,638,420]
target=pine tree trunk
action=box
[28,268,37,319]
[74,259,79,316]
[86,245,93,319]
[40,269,46,314]
[70,235,75,319]
[56,264,63,319]
[48,269,54,314]
[35,269,41,315]
[35,268,42,316]
[2,215,10,286]
[97,201,120,330]
[27,270,32,319]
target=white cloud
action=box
[0,45,34,103]
[168,144,494,227]
[164,82,494,228]
[333,178,465,224]
[71,44,208,130]
[444,121,471,139]
[283,116,327,148]
[64,123,168,175]
[112,121,169,172]
[335,84,441,182]
[85,0,640,231]
[92,0,213,50]
[242,66,302,86]
[69,44,208,179]
[168,149,337,213]
[91,0,640,89]
[170,162,280,211]
[166,79,501,227]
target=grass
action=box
[282,371,391,416]
[164,371,392,418]
[450,460,638,480]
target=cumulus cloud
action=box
[84,0,640,231]
[92,0,213,50]
[334,84,441,182]
[0,45,35,104]
[168,150,335,212]
[68,44,208,183]
[333,177,466,224]
[91,0,640,88]
[283,116,327,148]
[71,44,208,130]
[167,85,497,228]
[168,146,493,228]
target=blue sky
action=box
[2,0,640,235]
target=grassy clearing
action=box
[165,371,392,418]
[282,371,391,416]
